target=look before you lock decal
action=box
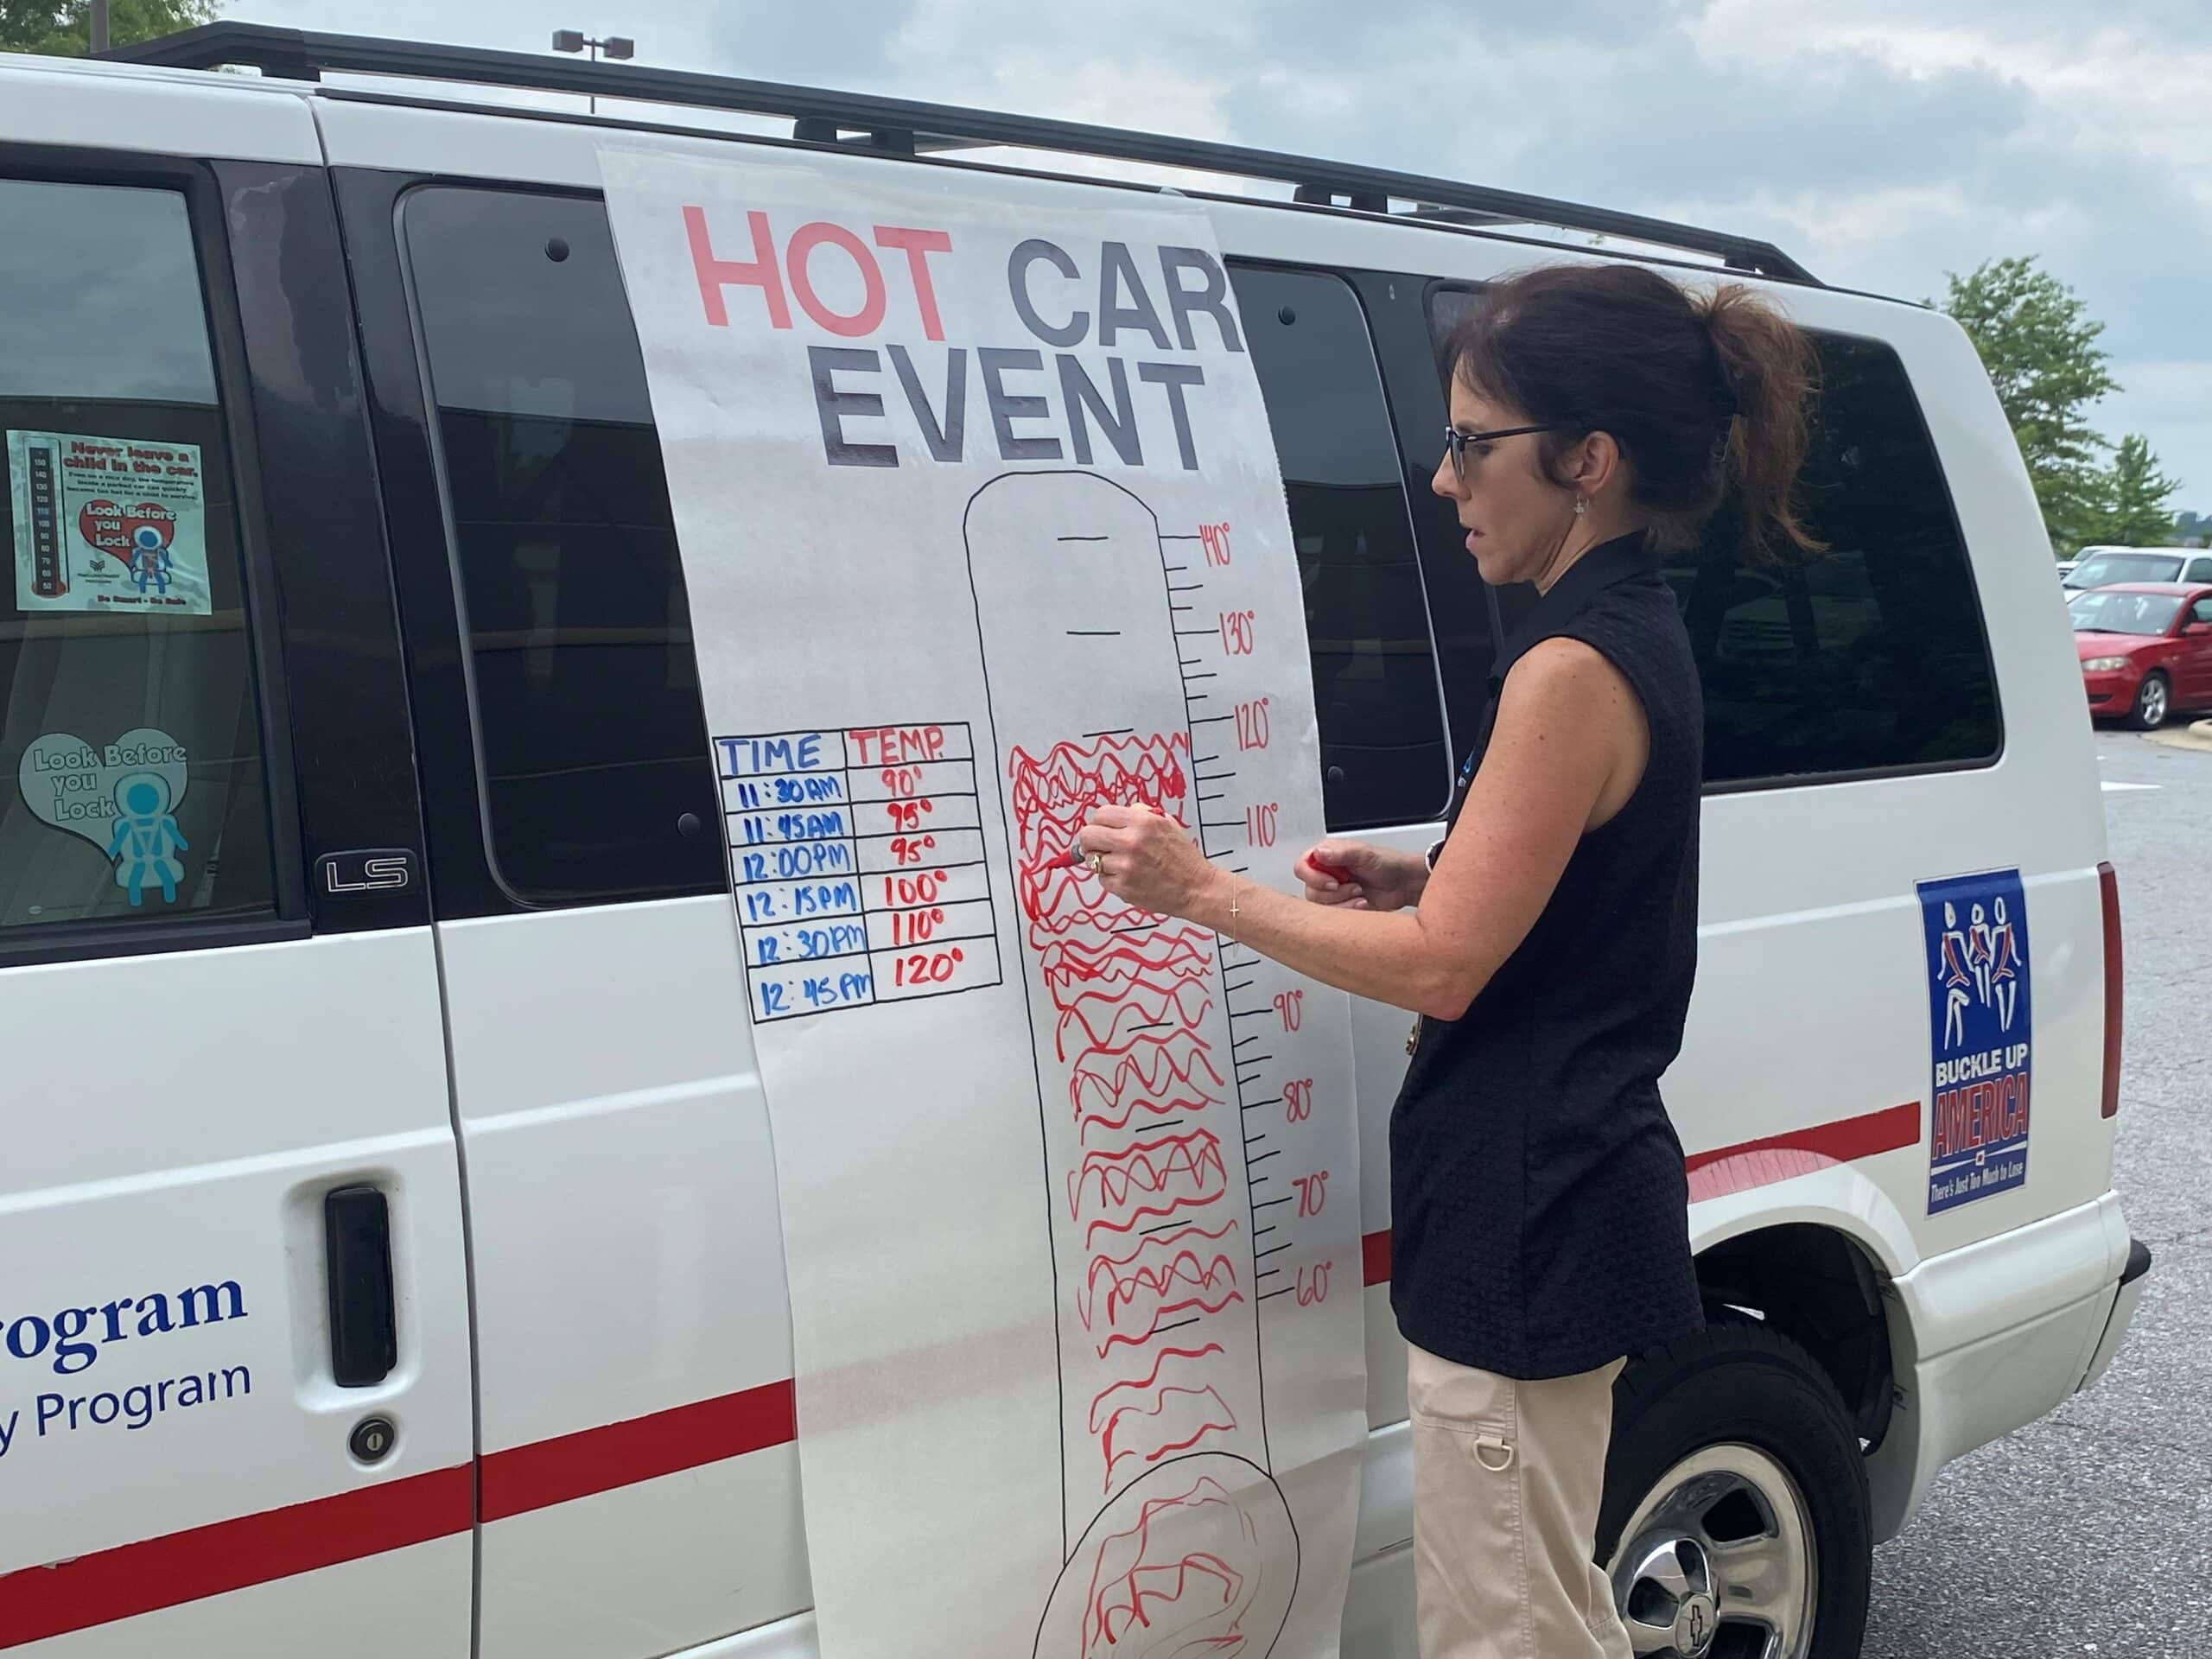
[17,729,192,907]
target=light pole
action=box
[550,29,635,116]
[89,0,111,54]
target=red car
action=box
[2070,582,2212,728]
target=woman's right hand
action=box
[1292,839,1427,912]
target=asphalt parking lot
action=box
[1862,729,2212,1659]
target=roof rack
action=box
[102,22,1819,286]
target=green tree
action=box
[2080,434,2183,549]
[0,0,218,57]
[1936,255,2120,556]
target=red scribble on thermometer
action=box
[1089,1346,1240,1490]
[1008,726,1256,1492]
[1027,880,1172,939]
[1055,977,1216,1060]
[1094,1389,1238,1491]
[1074,1080,1219,1142]
[1012,735,1192,931]
[1039,926,1215,996]
[1069,1030,1226,1135]
[1012,735,1192,825]
[1069,1130,1230,1243]
[1089,1344,1228,1423]
[1082,1476,1261,1658]
[1078,1223,1244,1350]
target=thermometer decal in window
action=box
[26,441,66,599]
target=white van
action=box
[0,24,2149,1659]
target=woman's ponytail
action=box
[1444,264,1827,561]
[1699,283,1826,560]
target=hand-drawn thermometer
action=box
[966,470,1297,1659]
[967,470,1271,1535]
[969,468,1309,1659]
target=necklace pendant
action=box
[1405,1017,1421,1057]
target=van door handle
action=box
[324,1185,398,1387]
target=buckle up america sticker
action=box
[1918,869,2032,1213]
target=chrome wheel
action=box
[1606,1444,1815,1659]
[2139,675,2170,727]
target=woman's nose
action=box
[1430,454,1458,499]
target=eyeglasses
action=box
[1441,423,1565,483]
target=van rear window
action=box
[1679,334,1999,784]
[1430,289,2000,785]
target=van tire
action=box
[1598,1321,1871,1659]
[2127,671,2171,730]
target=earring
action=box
[1573,494,1587,519]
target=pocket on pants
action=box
[1408,1345,1536,1656]
[1412,1420,1535,1656]
[1406,1340,1516,1433]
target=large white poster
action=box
[602,145,1365,1659]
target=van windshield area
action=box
[2067,552,2184,588]
[2069,590,2181,635]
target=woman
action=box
[1077,261,1822,1657]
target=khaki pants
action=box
[1407,1342,1632,1659]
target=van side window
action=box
[400,187,719,905]
[2186,556,2212,585]
[1229,265,1450,828]
[0,180,276,932]
[1427,288,1999,785]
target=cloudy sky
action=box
[247,0,2209,512]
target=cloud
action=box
[237,0,2212,503]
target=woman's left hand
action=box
[1078,804,1224,919]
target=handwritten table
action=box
[716,722,1003,1022]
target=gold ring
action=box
[1088,851,1105,874]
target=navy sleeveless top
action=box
[1390,530,1706,1380]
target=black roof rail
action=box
[101,22,1819,285]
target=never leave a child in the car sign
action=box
[7,429,212,615]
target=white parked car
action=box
[0,24,2147,1659]
[2063,544,2212,591]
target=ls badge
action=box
[316,849,416,897]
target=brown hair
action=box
[1441,263,1825,558]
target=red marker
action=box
[1309,857,1356,886]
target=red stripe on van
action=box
[480,1378,798,1522]
[7,1096,1916,1644]
[0,1464,473,1650]
[1362,1229,1392,1287]
[0,1382,798,1646]
[1360,1102,1924,1287]
[1684,1102,1923,1203]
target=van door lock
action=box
[350,1415,397,1464]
